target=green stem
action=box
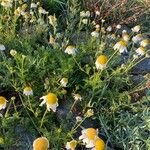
[40,109,48,128]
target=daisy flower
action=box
[91,31,99,38]
[131,25,140,33]
[95,55,107,70]
[122,33,130,42]
[0,44,5,51]
[65,45,77,55]
[73,93,82,101]
[91,138,105,150]
[60,78,68,87]
[135,47,145,56]
[79,128,98,148]
[113,40,128,54]
[23,86,33,96]
[33,137,49,150]
[0,96,7,110]
[132,34,143,44]
[66,140,77,150]
[10,49,17,57]
[40,93,58,112]
[140,39,149,47]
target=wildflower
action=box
[38,7,47,14]
[95,24,100,29]
[85,109,94,117]
[0,44,5,51]
[23,86,33,96]
[106,26,112,32]
[101,19,105,23]
[31,3,37,8]
[10,49,17,56]
[122,30,127,33]
[91,31,99,38]
[95,55,107,70]
[73,93,82,101]
[91,138,105,150]
[131,25,140,33]
[76,116,82,122]
[122,33,130,42]
[60,78,68,87]
[133,54,138,59]
[0,96,7,110]
[82,19,88,24]
[116,24,121,29]
[1,0,13,8]
[140,39,149,47]
[65,45,77,55]
[111,33,116,39]
[85,11,90,17]
[66,140,77,150]
[79,128,98,148]
[113,40,128,53]
[80,11,86,17]
[40,93,58,112]
[48,15,57,27]
[135,47,145,56]
[132,34,143,44]
[33,137,49,150]
[95,11,100,16]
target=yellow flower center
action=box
[118,40,126,46]
[66,45,75,50]
[139,47,145,52]
[136,34,142,38]
[46,93,57,105]
[33,137,49,150]
[96,55,107,65]
[95,138,105,150]
[24,86,32,92]
[142,39,149,44]
[69,140,77,149]
[62,78,68,83]
[0,96,6,105]
[85,128,97,140]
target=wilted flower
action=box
[132,34,143,44]
[48,15,57,27]
[10,49,17,56]
[131,25,140,33]
[135,47,145,56]
[95,55,107,70]
[85,109,94,117]
[60,78,68,87]
[66,140,77,150]
[40,93,58,112]
[33,137,49,150]
[65,45,77,55]
[140,39,149,47]
[0,96,7,110]
[0,44,5,51]
[91,31,99,38]
[73,93,82,101]
[23,86,33,96]
[113,40,128,53]
[49,35,55,45]
[91,138,105,150]
[79,128,98,148]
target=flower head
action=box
[132,34,143,44]
[91,138,105,150]
[113,40,127,53]
[0,96,7,110]
[85,109,94,117]
[66,140,77,150]
[91,31,99,38]
[65,45,77,55]
[106,26,112,32]
[0,44,5,51]
[122,33,130,42]
[40,93,58,112]
[1,0,13,8]
[140,39,149,47]
[135,47,145,56]
[79,128,98,148]
[95,55,107,70]
[10,49,17,56]
[60,78,68,87]
[33,137,49,150]
[23,86,33,96]
[131,25,140,33]
[73,93,82,101]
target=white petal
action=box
[39,100,46,106]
